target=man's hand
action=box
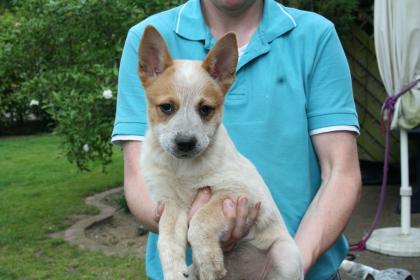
[219,196,260,251]
[153,187,261,252]
[151,201,165,231]
[188,188,260,252]
[152,188,213,231]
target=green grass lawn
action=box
[0,134,146,279]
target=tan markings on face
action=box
[144,66,180,125]
[196,83,225,121]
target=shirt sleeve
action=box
[111,135,144,147]
[111,29,149,143]
[306,25,359,131]
[309,125,359,136]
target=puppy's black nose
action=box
[175,135,197,152]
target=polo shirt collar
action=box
[174,0,297,46]
[173,0,208,42]
[259,0,297,42]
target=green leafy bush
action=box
[18,65,117,170]
[280,0,358,35]
[0,0,183,170]
[0,0,14,12]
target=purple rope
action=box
[350,78,420,252]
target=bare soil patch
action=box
[50,187,148,258]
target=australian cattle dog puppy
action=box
[137,25,304,280]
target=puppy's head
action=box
[138,25,238,159]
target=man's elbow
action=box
[336,165,362,206]
[349,167,362,205]
[354,171,362,202]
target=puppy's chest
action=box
[144,166,243,205]
[148,169,209,193]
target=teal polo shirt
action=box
[112,0,359,279]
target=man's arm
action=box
[294,131,362,274]
[123,141,160,232]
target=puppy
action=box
[138,25,303,280]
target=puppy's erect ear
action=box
[202,33,238,94]
[138,25,173,87]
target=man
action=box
[112,0,362,279]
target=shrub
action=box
[0,0,14,12]
[0,0,183,170]
[280,0,358,36]
[18,65,117,170]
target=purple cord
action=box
[350,78,420,252]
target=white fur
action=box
[152,61,220,159]
[141,101,303,279]
[141,57,303,279]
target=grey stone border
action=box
[51,187,124,256]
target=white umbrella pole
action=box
[400,129,412,235]
[366,129,420,256]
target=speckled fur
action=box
[138,26,304,280]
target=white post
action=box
[400,129,412,235]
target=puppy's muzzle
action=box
[175,135,197,153]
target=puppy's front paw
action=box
[183,265,198,280]
[199,263,226,280]
[165,271,190,280]
[162,265,191,280]
[194,253,226,280]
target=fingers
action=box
[221,198,261,252]
[221,198,236,242]
[154,201,165,223]
[245,201,261,232]
[222,240,237,252]
[232,197,248,239]
[147,201,164,233]
[188,187,211,221]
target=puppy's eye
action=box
[199,105,214,117]
[158,103,175,115]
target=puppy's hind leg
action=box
[260,237,304,280]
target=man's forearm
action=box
[123,141,159,232]
[295,132,362,274]
[294,172,361,274]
